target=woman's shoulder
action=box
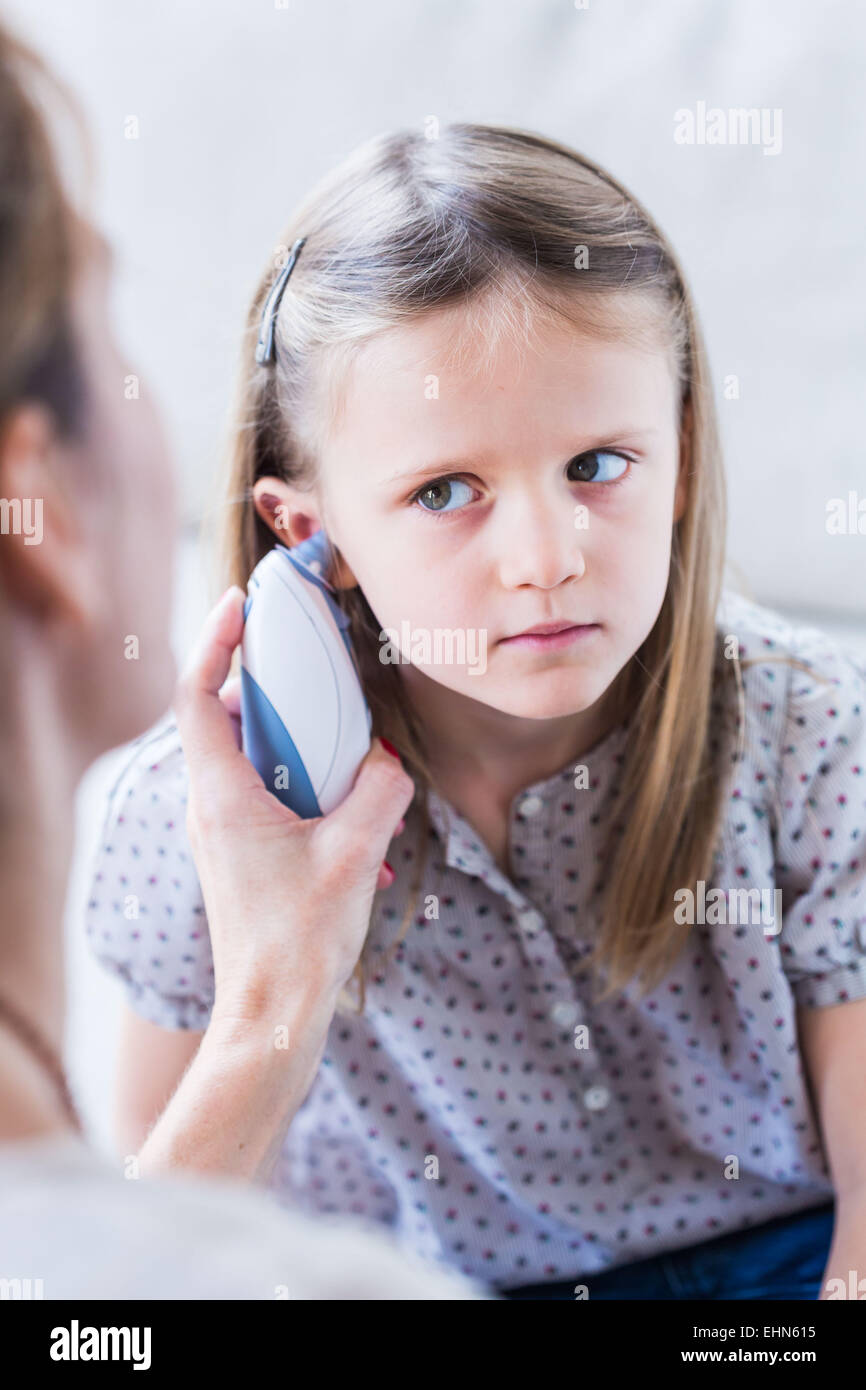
[0,1131,487,1300]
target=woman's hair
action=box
[0,22,92,836]
[0,25,87,442]
[208,123,829,1012]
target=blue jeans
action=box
[500,1201,836,1300]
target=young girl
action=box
[86,122,866,1299]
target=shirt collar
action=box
[423,716,630,885]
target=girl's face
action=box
[312,303,688,724]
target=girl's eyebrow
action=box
[381,427,661,485]
[381,455,487,485]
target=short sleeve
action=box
[774,625,866,1008]
[84,712,216,1031]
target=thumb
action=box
[327,738,416,862]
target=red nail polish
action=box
[383,860,395,878]
[380,738,401,761]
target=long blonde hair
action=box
[204,123,828,1011]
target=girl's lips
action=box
[499,623,600,651]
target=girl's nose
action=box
[495,500,588,591]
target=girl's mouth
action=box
[499,623,601,651]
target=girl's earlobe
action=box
[328,548,360,591]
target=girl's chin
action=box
[472,677,605,721]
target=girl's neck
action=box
[400,663,622,807]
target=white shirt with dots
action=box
[84,588,866,1290]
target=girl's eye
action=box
[410,449,631,517]
[566,449,630,484]
[411,477,476,514]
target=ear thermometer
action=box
[239,530,372,817]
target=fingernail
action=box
[383,860,395,881]
[380,738,401,761]
[396,818,406,833]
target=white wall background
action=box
[7,0,866,621]
[3,0,863,1145]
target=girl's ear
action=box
[251,476,359,589]
[673,393,693,524]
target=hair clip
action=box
[255,236,306,365]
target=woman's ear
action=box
[0,402,102,624]
[251,475,359,589]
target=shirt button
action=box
[517,794,543,817]
[517,907,545,937]
[550,1000,579,1028]
[583,1084,610,1112]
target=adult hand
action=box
[172,585,416,1024]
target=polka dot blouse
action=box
[84,588,866,1290]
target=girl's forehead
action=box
[311,289,680,471]
[343,309,676,414]
[317,330,678,490]
[346,288,674,384]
